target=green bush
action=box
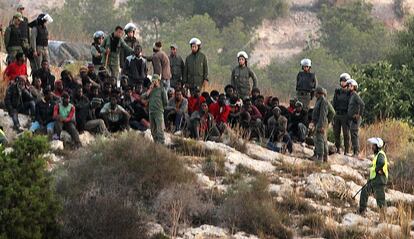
[219,174,293,238]
[318,0,391,65]
[353,62,414,124]
[57,132,196,238]
[0,133,61,238]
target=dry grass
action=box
[300,214,326,236]
[171,136,223,157]
[359,119,414,159]
[276,160,329,178]
[57,132,196,238]
[219,174,293,238]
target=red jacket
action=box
[209,102,230,124]
[188,96,206,115]
[4,62,27,82]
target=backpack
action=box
[327,101,336,124]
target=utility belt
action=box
[297,90,311,96]
[335,110,348,115]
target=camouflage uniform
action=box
[347,91,365,155]
[183,50,208,89]
[142,85,168,144]
[312,90,328,160]
[102,33,133,78]
[332,88,351,153]
[231,65,258,99]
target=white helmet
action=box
[237,51,248,59]
[368,137,384,148]
[124,23,137,33]
[93,31,105,39]
[42,13,53,23]
[346,79,358,87]
[300,58,312,67]
[189,37,201,45]
[339,73,351,81]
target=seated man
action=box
[189,102,220,141]
[3,52,27,83]
[209,94,230,134]
[165,89,188,132]
[100,95,130,132]
[53,92,81,147]
[240,97,263,140]
[4,76,35,132]
[288,101,308,143]
[267,107,293,154]
[29,77,44,103]
[130,99,150,131]
[254,95,269,118]
[73,87,108,135]
[30,89,55,136]
[32,59,55,91]
[188,86,206,116]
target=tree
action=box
[48,0,130,42]
[0,133,61,238]
[353,62,414,123]
[318,0,391,65]
[389,16,414,71]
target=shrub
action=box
[389,145,414,194]
[0,133,61,238]
[359,119,414,159]
[202,154,226,178]
[172,137,222,157]
[61,195,150,239]
[322,224,370,239]
[154,184,215,237]
[57,132,196,237]
[219,174,293,238]
[277,193,314,214]
[300,214,325,236]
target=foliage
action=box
[389,145,414,194]
[127,0,288,28]
[353,62,414,124]
[0,133,61,238]
[58,132,196,237]
[318,0,391,65]
[154,184,215,236]
[260,47,348,98]
[48,0,130,41]
[389,16,414,71]
[219,174,293,238]
[394,0,407,19]
[359,119,414,159]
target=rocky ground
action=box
[3,109,413,238]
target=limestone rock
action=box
[330,164,365,184]
[50,140,64,151]
[306,173,350,199]
[203,141,275,173]
[79,131,95,146]
[341,213,371,227]
[180,225,228,238]
[146,222,165,238]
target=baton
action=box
[352,181,370,199]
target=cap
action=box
[16,4,24,10]
[150,74,161,82]
[14,13,24,21]
[170,43,178,49]
[315,86,324,94]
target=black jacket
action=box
[4,84,33,112]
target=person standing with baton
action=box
[358,137,388,215]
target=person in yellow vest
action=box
[0,126,8,146]
[359,137,388,214]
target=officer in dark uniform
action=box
[296,58,317,111]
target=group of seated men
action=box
[3,54,310,153]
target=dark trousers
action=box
[359,177,386,212]
[9,100,36,128]
[54,121,81,145]
[333,114,350,153]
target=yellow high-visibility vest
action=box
[370,150,388,179]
